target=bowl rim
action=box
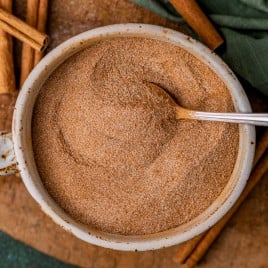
[13,23,255,251]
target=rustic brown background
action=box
[0,0,268,267]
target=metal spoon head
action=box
[144,82,192,120]
[144,82,178,107]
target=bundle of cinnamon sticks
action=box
[0,0,49,94]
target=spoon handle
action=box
[191,111,268,126]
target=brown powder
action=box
[32,37,239,235]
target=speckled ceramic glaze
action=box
[0,24,255,251]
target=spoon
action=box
[146,82,268,126]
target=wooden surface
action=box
[0,1,268,267]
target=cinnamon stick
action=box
[0,0,15,93]
[20,0,49,87]
[169,0,223,50]
[176,129,268,267]
[0,7,49,52]
[20,0,39,87]
[173,233,204,264]
[33,0,48,66]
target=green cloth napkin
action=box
[133,0,268,96]
[0,231,75,268]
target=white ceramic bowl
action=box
[0,24,255,251]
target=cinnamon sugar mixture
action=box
[32,37,239,235]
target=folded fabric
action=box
[133,0,268,96]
